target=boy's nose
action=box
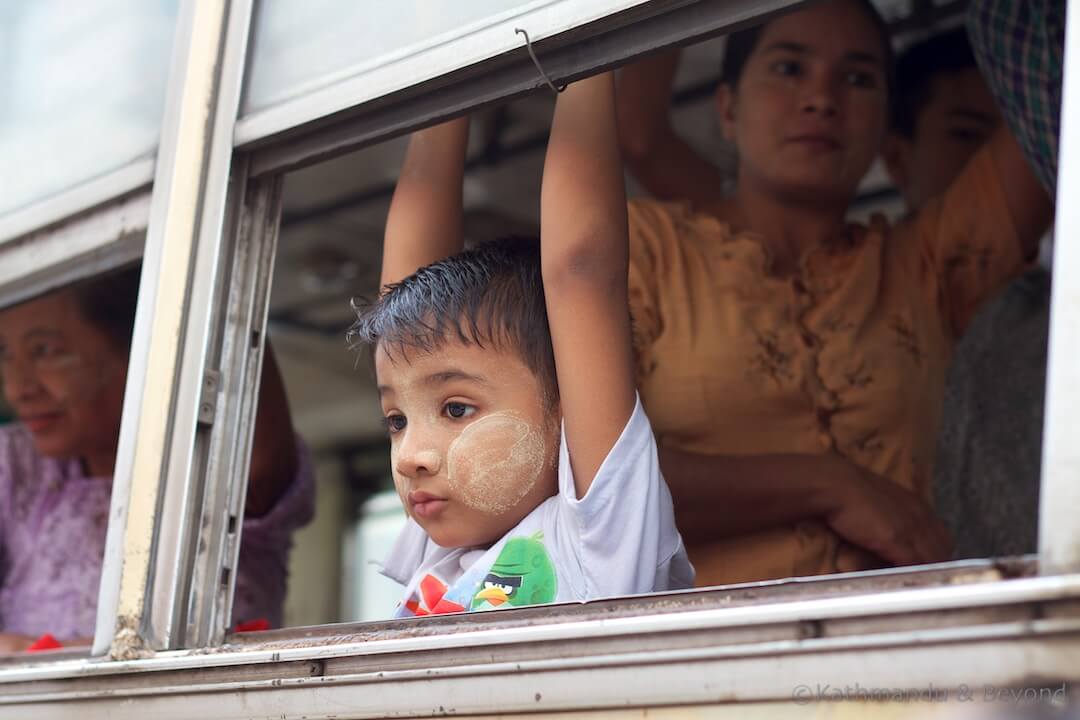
[396,447,443,478]
[800,72,840,117]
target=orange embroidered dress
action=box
[628,147,1025,585]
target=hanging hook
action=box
[515,28,566,95]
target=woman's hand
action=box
[0,633,34,654]
[826,464,953,567]
[657,446,951,567]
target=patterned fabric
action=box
[0,424,315,639]
[967,0,1065,195]
[628,145,1025,587]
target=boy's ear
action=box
[715,84,738,143]
[882,133,912,197]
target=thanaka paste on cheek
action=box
[446,412,546,516]
[38,352,115,406]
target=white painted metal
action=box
[182,171,284,647]
[14,573,1080,684]
[234,0,653,146]
[245,0,805,176]
[150,0,258,651]
[1,617,1078,717]
[0,190,150,310]
[0,160,154,247]
[1040,0,1080,573]
[91,0,237,656]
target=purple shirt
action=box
[0,424,315,640]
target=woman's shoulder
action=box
[628,197,735,251]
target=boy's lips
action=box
[786,133,842,151]
[408,490,448,519]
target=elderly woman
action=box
[0,266,314,651]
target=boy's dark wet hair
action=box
[720,0,896,99]
[890,27,978,138]
[348,236,560,409]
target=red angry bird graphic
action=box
[403,573,467,616]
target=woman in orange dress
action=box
[618,0,1051,585]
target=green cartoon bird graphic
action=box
[471,534,557,610]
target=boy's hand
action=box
[541,73,636,498]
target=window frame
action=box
[0,0,1076,712]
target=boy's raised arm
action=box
[380,117,469,288]
[541,72,636,499]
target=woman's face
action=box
[0,289,129,470]
[718,0,889,205]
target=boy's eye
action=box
[444,402,475,420]
[844,70,877,89]
[30,341,64,360]
[385,414,407,434]
[770,59,802,77]
[949,127,986,143]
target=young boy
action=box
[348,73,693,617]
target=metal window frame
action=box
[0,0,1075,693]
[91,0,253,657]
[155,0,811,657]
[0,159,155,249]
[167,0,1080,663]
[0,189,151,311]
[1039,0,1080,575]
[0,567,1078,716]
[197,0,1080,662]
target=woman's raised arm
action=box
[616,50,726,207]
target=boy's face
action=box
[884,68,1001,211]
[375,339,560,549]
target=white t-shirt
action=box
[380,396,694,616]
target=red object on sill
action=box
[26,633,63,652]
[233,618,271,633]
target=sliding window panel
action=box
[243,0,549,115]
[93,0,254,656]
[0,192,149,311]
[237,0,656,146]
[0,0,178,241]
[243,0,806,176]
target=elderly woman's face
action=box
[0,289,129,469]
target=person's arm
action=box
[245,342,297,518]
[616,50,726,207]
[660,447,952,567]
[380,117,470,288]
[0,634,34,654]
[985,127,1053,260]
[541,72,636,498]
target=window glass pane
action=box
[0,0,178,216]
[242,0,552,116]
